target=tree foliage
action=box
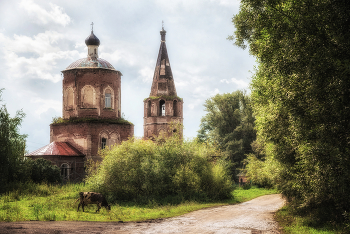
[86,136,233,202]
[197,91,256,178]
[0,89,27,185]
[0,90,61,190]
[232,0,350,223]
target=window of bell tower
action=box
[147,100,152,117]
[159,100,165,116]
[173,100,177,117]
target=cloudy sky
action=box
[0,0,255,153]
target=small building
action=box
[26,142,85,182]
[237,172,248,186]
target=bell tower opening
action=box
[159,100,165,116]
[147,100,152,117]
[173,100,177,116]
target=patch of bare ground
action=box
[0,194,285,234]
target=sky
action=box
[0,0,256,153]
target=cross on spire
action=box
[91,22,94,32]
[162,20,164,30]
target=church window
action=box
[101,138,107,149]
[173,100,177,116]
[104,87,114,109]
[159,100,165,116]
[61,163,70,179]
[147,100,151,117]
[105,90,111,108]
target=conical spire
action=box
[150,26,177,96]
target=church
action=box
[26,25,183,181]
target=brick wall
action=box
[50,122,134,160]
[62,68,121,119]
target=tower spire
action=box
[160,21,166,42]
[143,27,183,140]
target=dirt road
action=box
[0,194,285,234]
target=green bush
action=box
[86,136,233,202]
[29,158,62,183]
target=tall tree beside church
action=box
[197,91,255,178]
[231,0,350,222]
[0,89,27,186]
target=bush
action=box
[29,158,62,183]
[86,136,233,202]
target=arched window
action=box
[147,100,151,117]
[103,86,114,109]
[101,138,107,149]
[105,89,112,108]
[81,85,95,108]
[173,100,177,117]
[61,163,69,179]
[159,100,165,116]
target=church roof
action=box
[155,29,173,79]
[85,31,100,46]
[149,27,177,97]
[26,141,84,157]
[64,57,116,70]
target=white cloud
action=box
[138,66,154,83]
[20,0,71,26]
[1,31,80,82]
[211,0,240,7]
[31,97,61,116]
[220,77,249,88]
[3,31,63,55]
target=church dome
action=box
[85,31,100,46]
[65,57,115,70]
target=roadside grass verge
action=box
[275,205,349,234]
[0,183,277,222]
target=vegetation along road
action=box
[0,194,285,234]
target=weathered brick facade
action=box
[62,68,121,119]
[27,29,134,181]
[144,28,183,139]
[50,122,133,161]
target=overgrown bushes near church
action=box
[86,136,233,202]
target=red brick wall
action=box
[62,68,121,119]
[50,122,134,160]
[143,97,183,139]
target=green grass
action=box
[275,206,349,234]
[0,183,277,222]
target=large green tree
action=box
[0,89,27,186]
[232,0,350,222]
[197,91,256,178]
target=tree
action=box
[197,91,256,179]
[0,89,27,186]
[231,0,350,223]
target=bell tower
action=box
[143,26,183,139]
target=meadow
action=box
[0,182,276,222]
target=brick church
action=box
[26,25,182,181]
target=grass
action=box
[275,206,349,234]
[0,183,277,222]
